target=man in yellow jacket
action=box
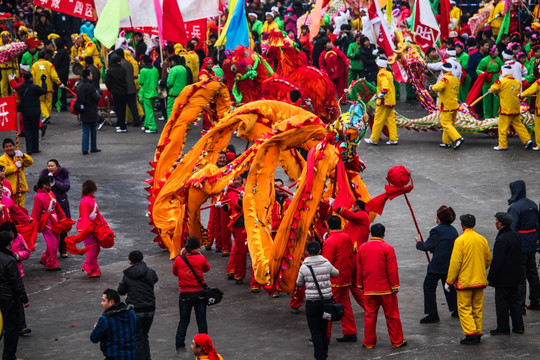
[446,214,491,345]
[0,138,33,207]
[518,79,540,150]
[488,0,504,35]
[75,34,102,69]
[364,57,398,145]
[0,31,19,97]
[432,63,464,149]
[490,65,533,151]
[30,51,65,123]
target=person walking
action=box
[118,250,158,360]
[173,236,210,353]
[488,212,525,335]
[30,50,65,124]
[506,180,540,312]
[90,288,138,360]
[446,214,492,345]
[415,205,459,323]
[357,223,406,349]
[0,138,33,207]
[138,55,159,134]
[296,240,339,360]
[39,159,71,258]
[76,69,102,154]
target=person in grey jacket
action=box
[118,250,158,360]
[297,241,339,360]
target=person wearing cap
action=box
[284,7,298,36]
[489,66,533,150]
[476,46,503,119]
[488,212,525,335]
[415,206,459,324]
[446,214,491,345]
[248,13,263,35]
[69,33,79,61]
[518,77,540,150]
[34,12,53,43]
[488,0,505,35]
[427,48,462,83]
[75,33,103,70]
[364,57,399,145]
[261,11,280,34]
[191,333,223,360]
[431,62,464,149]
[20,38,41,73]
[30,50,65,124]
[502,50,527,86]
[271,6,284,31]
[506,180,540,312]
[0,31,18,97]
[319,38,350,102]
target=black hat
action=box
[442,62,453,70]
[494,212,513,226]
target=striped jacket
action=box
[296,255,339,301]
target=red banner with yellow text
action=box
[35,0,97,22]
[0,96,18,132]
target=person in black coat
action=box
[0,231,29,360]
[76,69,101,154]
[507,180,540,311]
[118,250,158,360]
[34,13,54,42]
[488,212,525,335]
[52,37,70,111]
[133,32,147,61]
[358,38,379,84]
[84,56,101,90]
[334,24,354,55]
[15,72,47,154]
[415,205,459,323]
[105,55,129,132]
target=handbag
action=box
[306,265,345,322]
[181,254,223,306]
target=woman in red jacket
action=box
[173,236,210,353]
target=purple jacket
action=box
[39,167,71,218]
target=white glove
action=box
[214,201,223,208]
[8,74,15,81]
[328,198,335,206]
[239,191,244,198]
[73,56,79,62]
[348,65,352,69]
[48,172,53,177]
[444,283,451,293]
[59,84,66,89]
[372,49,378,56]
[377,93,384,99]
[487,88,492,94]
[15,160,22,168]
[495,14,501,19]
[14,150,23,157]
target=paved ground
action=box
[5,94,540,360]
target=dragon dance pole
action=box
[404,193,430,263]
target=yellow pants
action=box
[14,192,25,208]
[440,111,461,144]
[125,100,144,124]
[535,115,540,147]
[498,114,531,149]
[371,106,398,142]
[457,289,484,336]
[0,68,14,97]
[40,92,53,119]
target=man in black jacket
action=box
[105,55,129,132]
[52,37,70,111]
[488,212,525,335]
[118,250,158,360]
[77,69,101,155]
[115,48,142,128]
[84,56,101,90]
[15,72,47,154]
[0,231,29,360]
[358,38,379,84]
[507,180,540,312]
[133,32,147,61]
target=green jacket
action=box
[347,42,363,70]
[476,56,503,84]
[275,16,284,31]
[251,19,263,34]
[138,65,159,99]
[167,65,187,97]
[21,51,38,68]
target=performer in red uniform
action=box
[270,179,291,238]
[318,38,350,102]
[357,223,406,349]
[335,200,370,310]
[322,216,357,342]
[206,152,231,254]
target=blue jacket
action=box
[416,224,458,274]
[90,303,138,360]
[507,180,538,253]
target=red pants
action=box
[332,75,347,101]
[328,286,357,337]
[350,286,365,309]
[363,293,404,348]
[227,227,248,279]
[207,207,231,252]
[206,206,220,247]
[290,285,305,309]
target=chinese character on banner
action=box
[184,19,207,41]
[35,0,96,21]
[0,97,18,132]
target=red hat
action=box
[26,37,42,50]
[193,334,220,360]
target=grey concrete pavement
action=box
[5,95,540,359]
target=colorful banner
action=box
[0,96,18,132]
[413,0,440,53]
[184,19,207,41]
[35,0,96,21]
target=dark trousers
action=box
[113,94,128,130]
[135,311,155,360]
[175,292,207,350]
[305,300,329,360]
[59,232,67,255]
[495,286,524,332]
[82,122,97,152]
[519,251,540,307]
[127,93,141,125]
[23,112,40,154]
[0,297,22,360]
[423,272,457,315]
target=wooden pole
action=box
[403,194,430,263]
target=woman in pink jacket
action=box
[31,175,66,271]
[78,180,108,278]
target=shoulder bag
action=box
[306,265,344,321]
[181,254,223,306]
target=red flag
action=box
[413,0,440,53]
[440,0,450,41]
[162,0,188,45]
[35,0,96,21]
[0,97,17,132]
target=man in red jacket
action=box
[206,152,231,254]
[322,215,357,342]
[335,200,370,310]
[357,223,406,349]
[319,38,350,102]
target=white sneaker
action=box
[116,128,127,133]
[364,138,378,145]
[439,143,451,148]
[98,120,106,130]
[116,126,121,130]
[386,140,398,145]
[158,116,165,121]
[140,126,146,132]
[524,140,533,149]
[145,129,158,134]
[493,146,508,151]
[533,147,540,151]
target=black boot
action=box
[420,314,440,323]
